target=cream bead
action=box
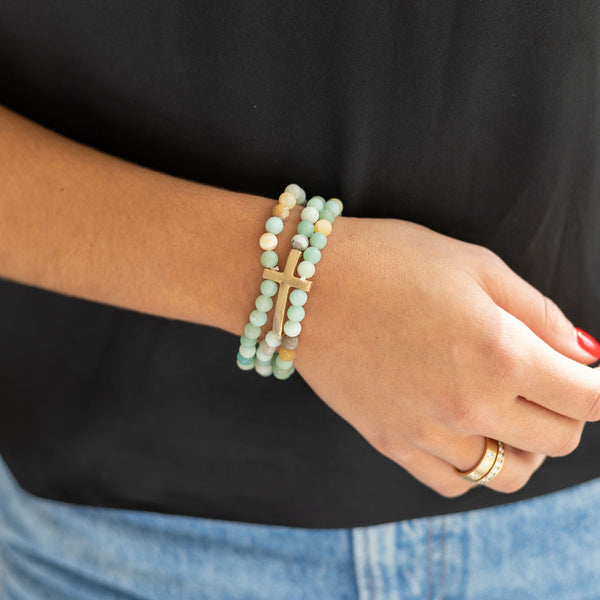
[285,183,306,205]
[259,232,278,251]
[314,219,333,236]
[258,339,276,356]
[272,204,290,219]
[278,191,297,209]
[301,206,320,223]
[265,330,283,348]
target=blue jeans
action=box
[1,457,599,599]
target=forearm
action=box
[0,104,302,335]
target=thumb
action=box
[479,255,600,365]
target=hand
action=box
[295,216,600,496]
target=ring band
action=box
[477,441,505,485]
[455,437,503,483]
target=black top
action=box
[1,1,600,528]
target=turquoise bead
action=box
[236,352,254,367]
[297,220,315,237]
[319,208,336,223]
[297,260,315,278]
[303,246,321,264]
[260,279,278,297]
[238,344,256,359]
[237,359,255,371]
[287,305,305,322]
[325,199,342,216]
[255,294,273,312]
[310,232,327,249]
[261,250,278,268]
[307,196,325,211]
[289,289,308,306]
[244,323,261,339]
[265,216,284,235]
[249,309,268,327]
[284,320,302,337]
[239,334,256,348]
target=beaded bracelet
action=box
[236,184,307,374]
[266,196,343,379]
[237,185,343,380]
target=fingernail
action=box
[575,327,600,359]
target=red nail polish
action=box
[575,328,600,359]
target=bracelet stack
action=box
[236,184,343,380]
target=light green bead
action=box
[244,323,261,339]
[307,196,325,211]
[284,320,302,337]
[265,216,284,235]
[297,220,315,237]
[319,209,336,223]
[249,309,268,327]
[303,246,321,264]
[289,289,308,306]
[310,232,327,249]
[273,365,295,380]
[238,344,256,359]
[297,260,315,278]
[325,199,342,217]
[261,250,278,268]
[287,305,305,322]
[239,334,256,348]
[260,279,278,297]
[255,295,273,312]
[275,354,295,370]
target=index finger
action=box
[509,315,600,422]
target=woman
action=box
[1,2,600,598]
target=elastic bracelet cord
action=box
[236,184,307,373]
[237,185,343,380]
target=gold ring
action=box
[477,441,505,485]
[454,437,501,483]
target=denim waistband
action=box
[1,457,599,599]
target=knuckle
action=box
[541,295,564,331]
[582,388,600,422]
[435,481,471,498]
[372,434,413,466]
[496,470,531,494]
[478,311,524,392]
[476,245,505,270]
[549,427,583,457]
[446,397,485,433]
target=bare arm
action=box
[0,103,303,336]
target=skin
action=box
[1,104,599,497]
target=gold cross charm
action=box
[262,249,312,336]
